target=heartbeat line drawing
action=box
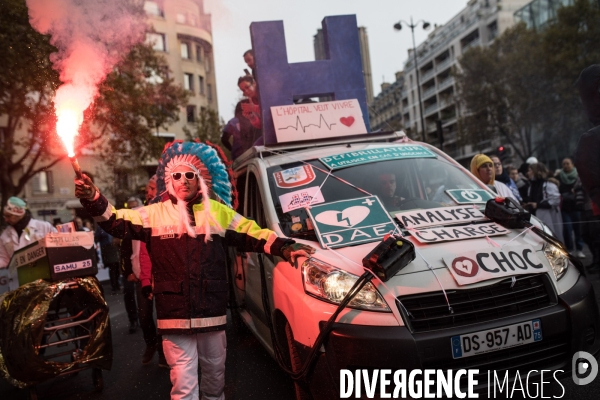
[278,114,336,132]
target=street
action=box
[0,281,294,400]
[1,263,600,400]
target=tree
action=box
[0,0,189,208]
[454,24,549,161]
[183,107,225,152]
[0,0,60,207]
[454,0,600,162]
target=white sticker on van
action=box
[410,223,509,244]
[279,186,325,213]
[443,246,547,286]
[395,205,486,229]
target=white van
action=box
[227,132,600,399]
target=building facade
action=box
[369,71,406,132]
[514,0,574,28]
[314,26,374,104]
[11,0,218,223]
[369,0,528,164]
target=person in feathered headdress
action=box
[74,141,313,400]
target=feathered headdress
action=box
[155,141,236,241]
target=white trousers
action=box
[163,331,227,400]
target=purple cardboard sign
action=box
[250,15,370,145]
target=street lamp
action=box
[394,17,430,142]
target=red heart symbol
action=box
[340,116,355,127]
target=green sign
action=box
[307,196,397,249]
[319,145,436,170]
[446,189,495,204]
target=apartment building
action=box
[514,0,575,28]
[393,0,529,162]
[369,71,405,132]
[314,26,375,104]
[14,0,218,223]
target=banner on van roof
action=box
[319,145,436,170]
[307,196,396,249]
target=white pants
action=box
[163,331,227,400]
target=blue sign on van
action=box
[319,145,436,170]
[307,196,396,249]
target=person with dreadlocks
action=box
[74,141,314,400]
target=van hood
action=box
[307,224,547,280]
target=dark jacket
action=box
[575,65,600,208]
[82,194,293,335]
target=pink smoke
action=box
[26,0,147,155]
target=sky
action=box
[204,0,468,121]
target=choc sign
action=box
[443,246,547,286]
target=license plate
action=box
[451,319,542,359]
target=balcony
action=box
[426,122,437,133]
[438,98,454,109]
[436,57,454,72]
[444,131,457,143]
[462,38,481,52]
[438,77,454,91]
[421,69,435,82]
[422,86,437,100]
[424,103,438,116]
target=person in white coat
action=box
[0,197,56,269]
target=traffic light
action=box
[497,145,509,162]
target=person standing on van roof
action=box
[0,197,56,269]
[75,141,314,400]
[470,154,517,201]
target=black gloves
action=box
[142,285,153,300]
[74,173,99,200]
[281,243,316,267]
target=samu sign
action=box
[443,246,547,286]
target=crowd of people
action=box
[464,64,600,272]
[469,153,599,270]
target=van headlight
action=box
[302,258,390,312]
[542,242,569,280]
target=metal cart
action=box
[27,280,106,399]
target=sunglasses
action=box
[171,172,198,181]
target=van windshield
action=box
[267,157,487,238]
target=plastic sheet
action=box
[0,277,112,386]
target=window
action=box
[247,173,266,227]
[198,76,205,95]
[146,33,166,51]
[184,73,194,92]
[186,105,196,123]
[196,45,202,62]
[32,171,53,194]
[181,42,190,59]
[144,1,163,16]
[205,52,211,73]
[207,83,212,102]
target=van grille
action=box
[398,274,557,333]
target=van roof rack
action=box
[232,131,407,168]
